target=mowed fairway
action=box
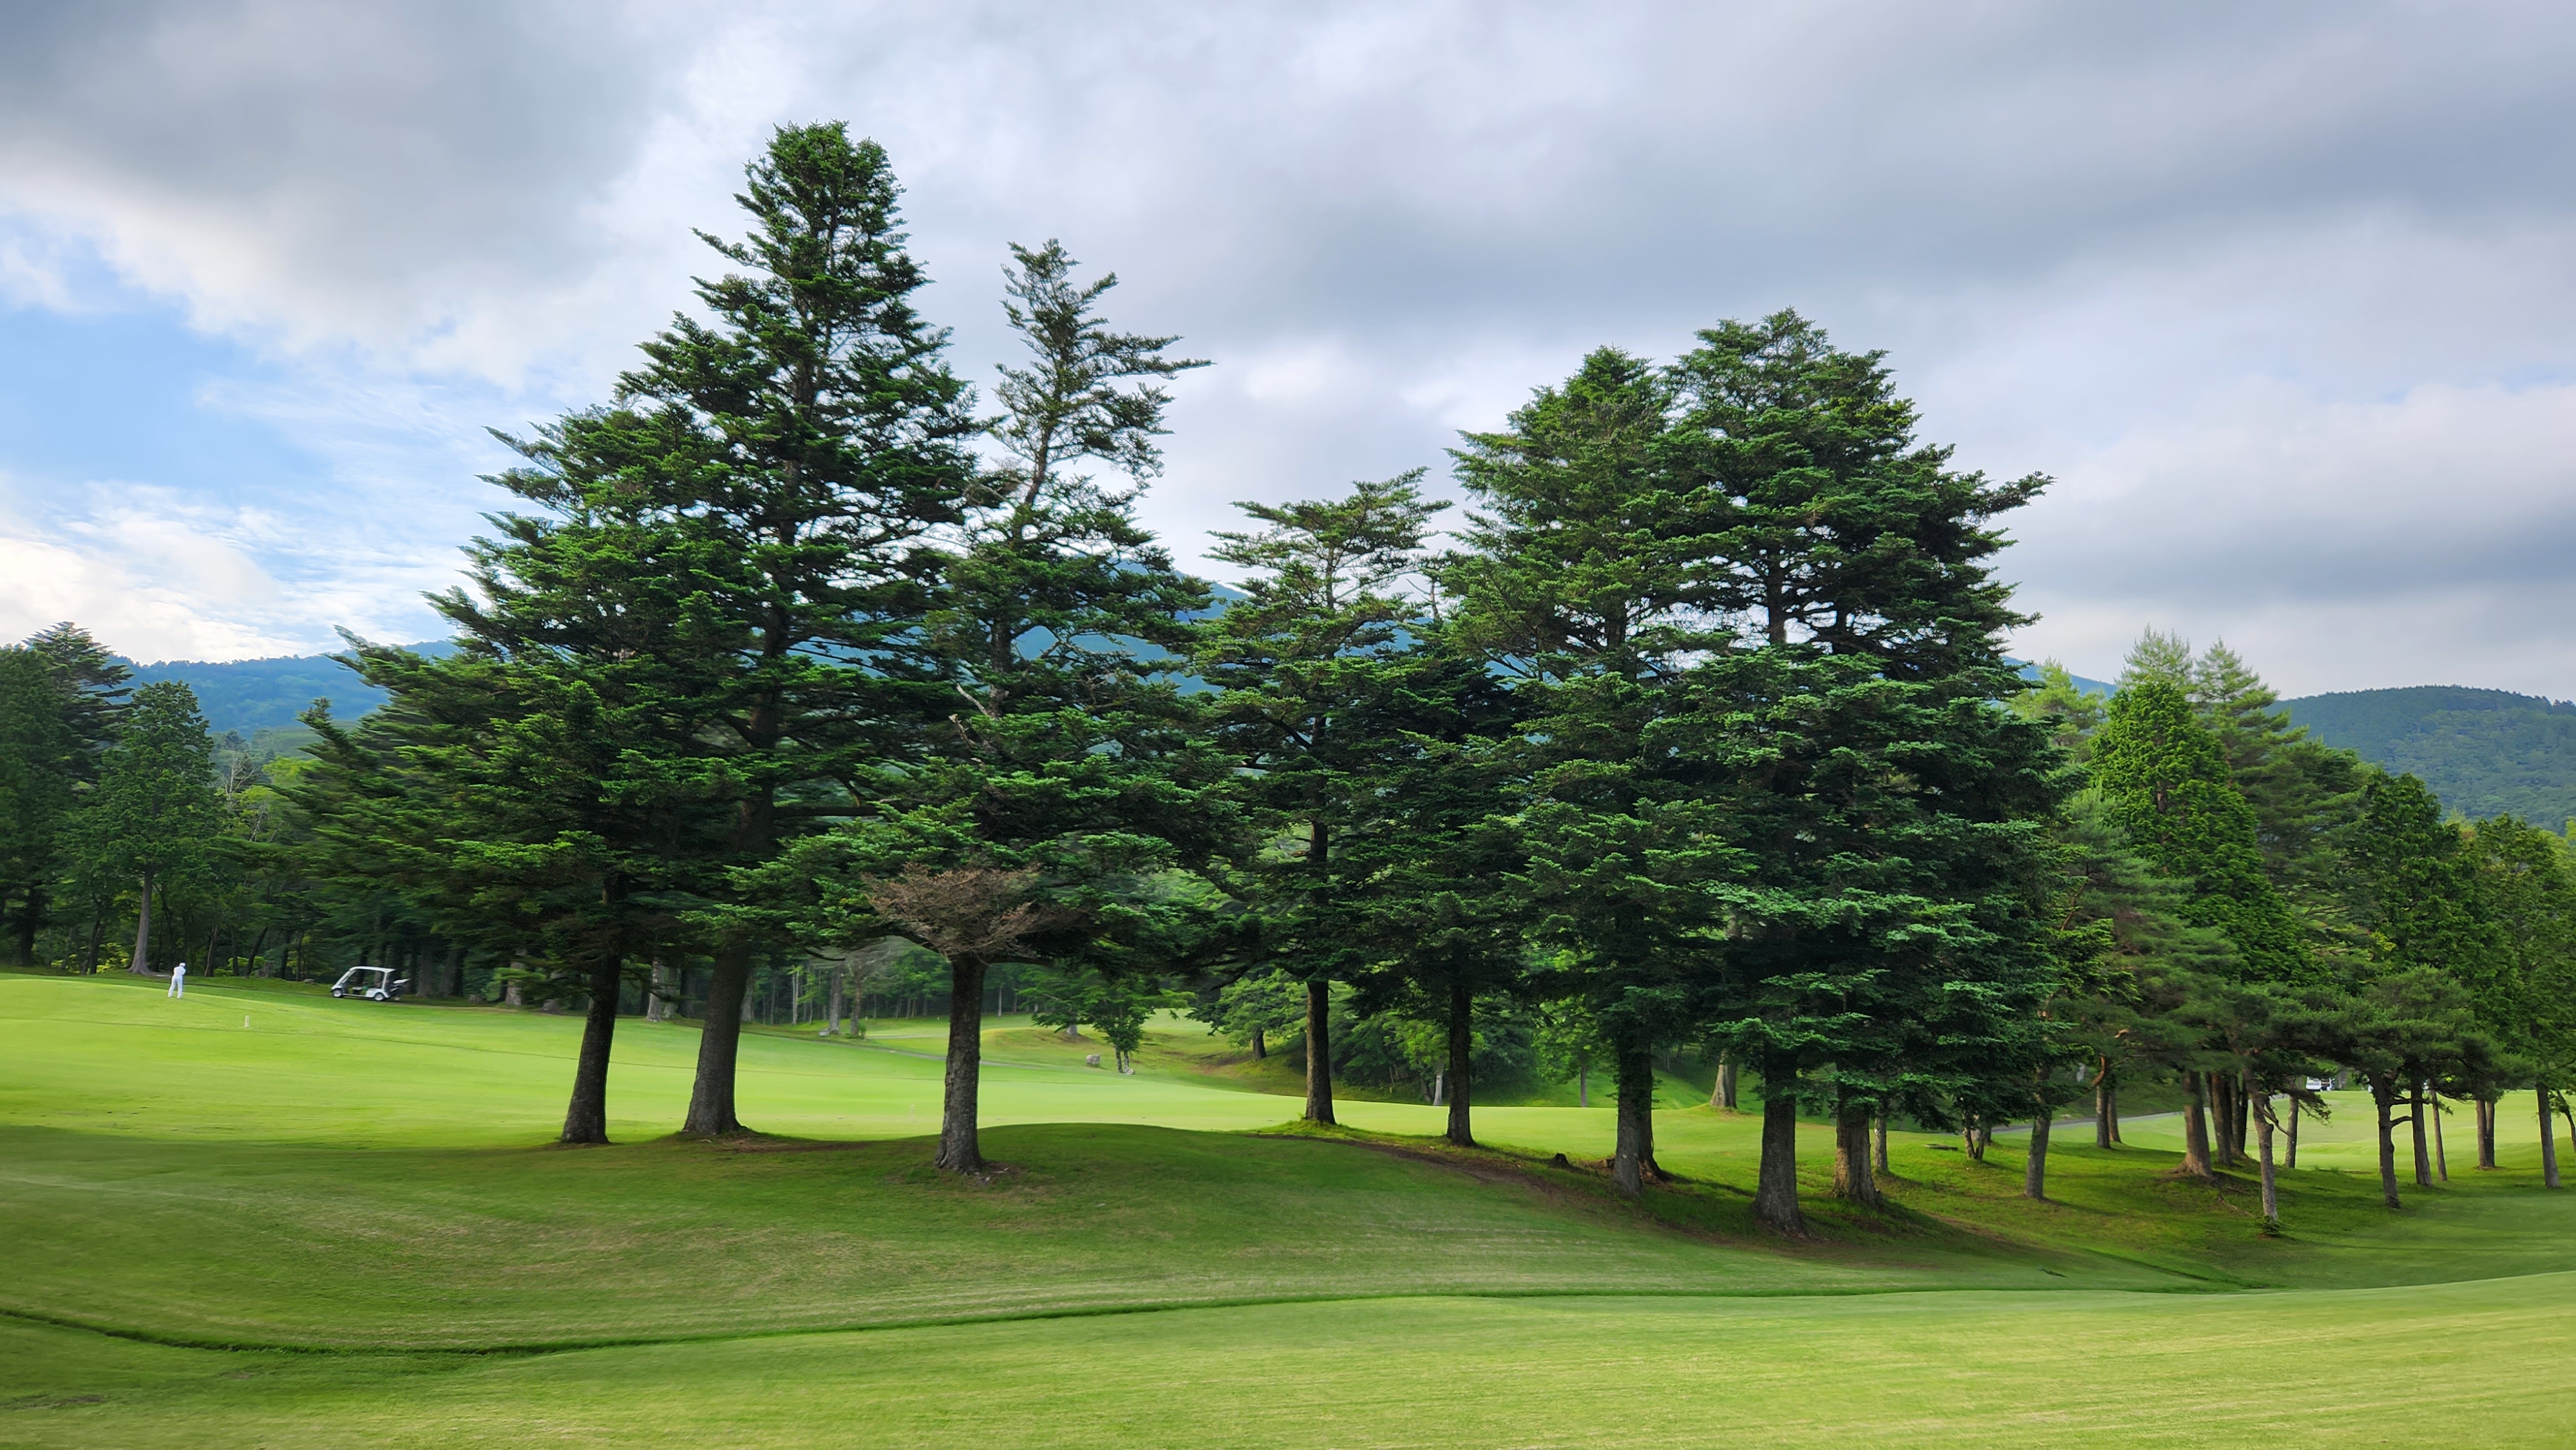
[6,972,2575,1447]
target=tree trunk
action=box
[1302,979,1335,1125]
[1833,1094,1877,1204]
[934,956,989,1173]
[127,871,155,975]
[1444,979,1474,1147]
[682,945,754,1136]
[1577,1063,1588,1107]
[2431,1088,2449,1182]
[2254,1095,2280,1230]
[1873,1111,1890,1176]
[82,904,104,973]
[1249,1026,1265,1060]
[2231,1071,2251,1166]
[2181,1069,2215,1178]
[2094,1065,2116,1149]
[1754,1060,1804,1234]
[2023,1107,2052,1201]
[822,966,843,1035]
[1716,1057,1739,1111]
[1611,1035,1654,1196]
[2410,1079,2433,1188]
[559,954,622,1145]
[2286,1097,2300,1170]
[2374,1082,2403,1209]
[2542,1089,2562,1191]
[644,959,668,1023]
[2477,1097,2497,1169]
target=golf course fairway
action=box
[6,971,2573,1447]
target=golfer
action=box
[167,961,186,999]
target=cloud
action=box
[1,1,2573,691]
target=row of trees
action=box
[10,124,2569,1239]
[2017,638,2576,1218]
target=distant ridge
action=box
[121,643,450,739]
[2283,685,2576,827]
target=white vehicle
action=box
[330,965,410,1002]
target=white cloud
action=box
[3,1,2576,692]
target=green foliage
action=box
[2009,659,2108,758]
[2090,677,2306,982]
[2467,815,2576,1090]
[64,681,220,905]
[1194,472,1452,1004]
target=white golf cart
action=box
[330,965,410,1002]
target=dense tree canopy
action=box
[10,120,2570,1255]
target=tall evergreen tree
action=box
[66,681,219,975]
[2090,679,2305,981]
[1336,638,1525,1147]
[1668,313,2058,1232]
[1444,347,1723,1197]
[756,236,1215,1174]
[3,625,128,964]
[1195,473,1448,1126]
[0,649,79,966]
[299,642,711,1144]
[2467,816,2576,1186]
[464,123,980,1136]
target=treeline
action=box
[6,123,2570,1236]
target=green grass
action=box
[5,969,2574,1447]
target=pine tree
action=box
[1195,473,1448,1127]
[2467,816,2576,1186]
[0,649,79,965]
[1444,347,1725,1197]
[66,681,220,975]
[1336,637,1525,1147]
[3,625,128,964]
[2008,661,2108,759]
[756,236,1217,1174]
[460,123,980,1136]
[2090,679,2305,982]
[1668,314,2060,1232]
[297,643,712,1144]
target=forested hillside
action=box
[123,648,418,737]
[2284,686,2576,827]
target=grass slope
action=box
[6,970,2574,1446]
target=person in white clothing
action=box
[167,961,187,998]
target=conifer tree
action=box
[1444,347,1724,1196]
[754,237,1216,1174]
[0,649,79,965]
[1667,314,2060,1232]
[2337,772,2507,1196]
[2090,679,2304,981]
[2467,816,2576,1185]
[460,123,980,1136]
[1336,638,1524,1147]
[1195,473,1449,1126]
[66,681,219,975]
[298,645,708,1144]
[2,626,128,963]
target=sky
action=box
[3,1,2573,697]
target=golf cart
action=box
[330,965,410,1002]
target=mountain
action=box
[123,646,435,739]
[2282,686,2576,828]
[2014,661,2117,697]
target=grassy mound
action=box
[5,970,2573,1445]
